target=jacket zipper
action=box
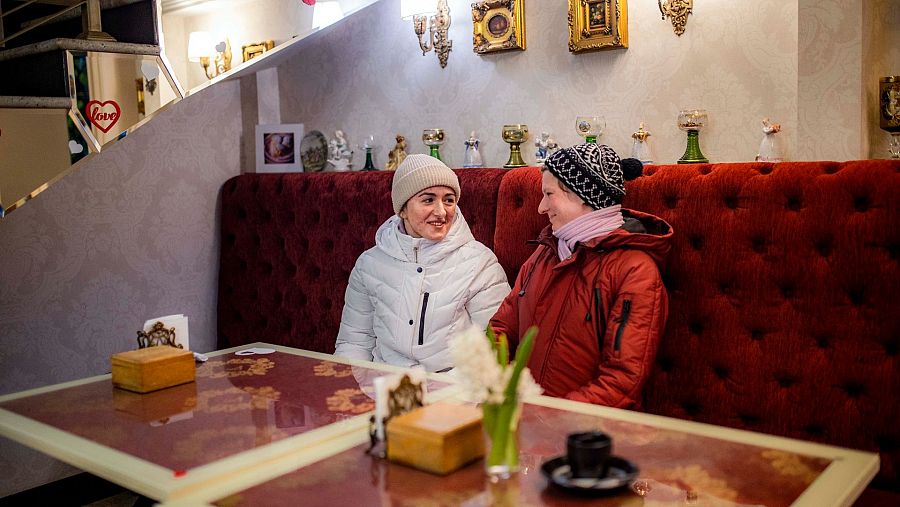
[593,288,603,352]
[413,246,418,263]
[418,292,430,345]
[614,299,632,352]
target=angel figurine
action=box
[463,131,484,168]
[329,130,353,171]
[534,131,559,165]
[755,118,783,162]
[386,135,408,171]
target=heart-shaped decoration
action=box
[85,100,121,134]
[215,41,226,53]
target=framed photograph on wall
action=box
[242,40,275,62]
[472,0,525,54]
[568,0,628,53]
[255,123,304,173]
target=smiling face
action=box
[399,186,458,241]
[538,170,593,231]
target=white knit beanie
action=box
[391,154,461,214]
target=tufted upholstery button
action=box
[786,196,802,211]
[699,166,712,175]
[758,165,773,175]
[840,382,865,399]
[751,236,766,254]
[888,243,899,260]
[681,401,701,416]
[750,329,765,341]
[814,238,832,257]
[723,195,738,210]
[409,320,414,325]
[712,365,729,379]
[815,335,829,349]
[718,279,733,294]
[775,376,797,388]
[804,424,825,437]
[514,196,524,208]
[847,287,865,306]
[688,320,704,335]
[689,235,704,251]
[664,195,678,209]
[884,340,898,357]
[823,163,841,174]
[853,195,871,212]
[738,414,760,426]
[339,212,349,224]
[780,284,796,299]
[417,267,423,273]
[876,435,898,453]
[657,356,674,372]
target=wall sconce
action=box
[401,0,452,68]
[659,0,693,36]
[313,1,344,29]
[188,31,232,79]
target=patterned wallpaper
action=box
[0,81,242,496]
[279,0,805,167]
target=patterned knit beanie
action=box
[543,143,643,209]
[391,154,461,214]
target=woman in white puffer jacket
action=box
[334,154,510,372]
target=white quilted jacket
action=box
[334,210,510,371]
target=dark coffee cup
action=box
[566,431,612,478]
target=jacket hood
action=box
[537,208,673,267]
[375,208,476,264]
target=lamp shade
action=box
[401,0,436,20]
[187,31,213,62]
[313,1,344,28]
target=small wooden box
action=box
[386,402,484,475]
[111,346,195,393]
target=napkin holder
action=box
[111,346,195,393]
[386,402,484,475]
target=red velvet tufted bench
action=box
[219,160,899,502]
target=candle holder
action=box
[575,116,604,144]
[677,109,709,164]
[422,128,446,161]
[502,124,529,168]
[880,76,900,159]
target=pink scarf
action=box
[553,205,624,260]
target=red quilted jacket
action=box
[491,209,673,408]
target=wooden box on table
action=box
[386,402,485,475]
[111,346,195,394]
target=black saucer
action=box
[540,455,639,495]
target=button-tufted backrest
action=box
[495,161,900,491]
[217,169,507,354]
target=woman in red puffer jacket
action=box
[491,144,672,409]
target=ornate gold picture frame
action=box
[568,0,628,53]
[242,40,275,62]
[472,0,525,54]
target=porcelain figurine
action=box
[534,131,558,165]
[755,118,783,163]
[386,134,408,171]
[329,130,353,171]
[463,131,484,168]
